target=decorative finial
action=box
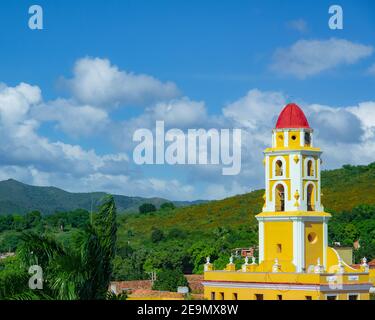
[314,257,324,273]
[251,257,256,265]
[229,256,234,264]
[244,256,249,265]
[204,256,213,272]
[361,257,369,272]
[272,258,280,273]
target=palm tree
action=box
[2,195,118,300]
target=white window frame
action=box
[272,156,286,179]
[304,157,316,178]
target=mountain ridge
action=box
[1,161,374,216]
[0,178,205,215]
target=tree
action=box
[4,195,118,300]
[24,211,42,229]
[152,269,188,292]
[160,202,175,210]
[0,215,13,232]
[0,232,21,252]
[139,203,157,214]
[151,228,164,243]
[168,228,186,239]
[112,249,149,281]
[12,215,26,232]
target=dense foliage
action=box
[152,269,189,292]
[329,204,375,262]
[0,209,90,252]
[139,203,157,214]
[0,196,118,300]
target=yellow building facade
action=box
[203,103,373,300]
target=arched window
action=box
[307,160,314,177]
[275,160,283,176]
[307,184,315,211]
[275,184,285,212]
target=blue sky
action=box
[0,0,374,200]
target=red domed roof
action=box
[275,103,310,129]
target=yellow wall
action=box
[288,131,301,148]
[204,286,370,301]
[204,286,320,300]
[272,130,303,149]
[203,270,371,300]
[275,132,285,148]
[264,221,293,267]
[304,222,323,270]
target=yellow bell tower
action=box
[203,103,373,300]
[256,103,330,273]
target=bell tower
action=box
[256,103,331,273]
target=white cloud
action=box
[223,89,286,129]
[0,82,41,125]
[368,63,375,75]
[287,19,308,33]
[0,81,199,201]
[347,101,375,139]
[1,74,375,201]
[152,98,208,128]
[107,87,375,200]
[63,57,180,108]
[111,97,212,152]
[271,38,373,78]
[201,89,375,199]
[32,99,109,137]
[0,82,126,179]
[307,104,364,143]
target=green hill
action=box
[0,179,200,215]
[1,162,375,277]
[321,163,375,212]
[118,162,375,248]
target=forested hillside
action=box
[1,163,375,281]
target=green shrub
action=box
[139,203,157,214]
[152,269,188,292]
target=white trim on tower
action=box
[259,221,264,263]
[284,131,289,147]
[323,219,328,270]
[293,219,305,272]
